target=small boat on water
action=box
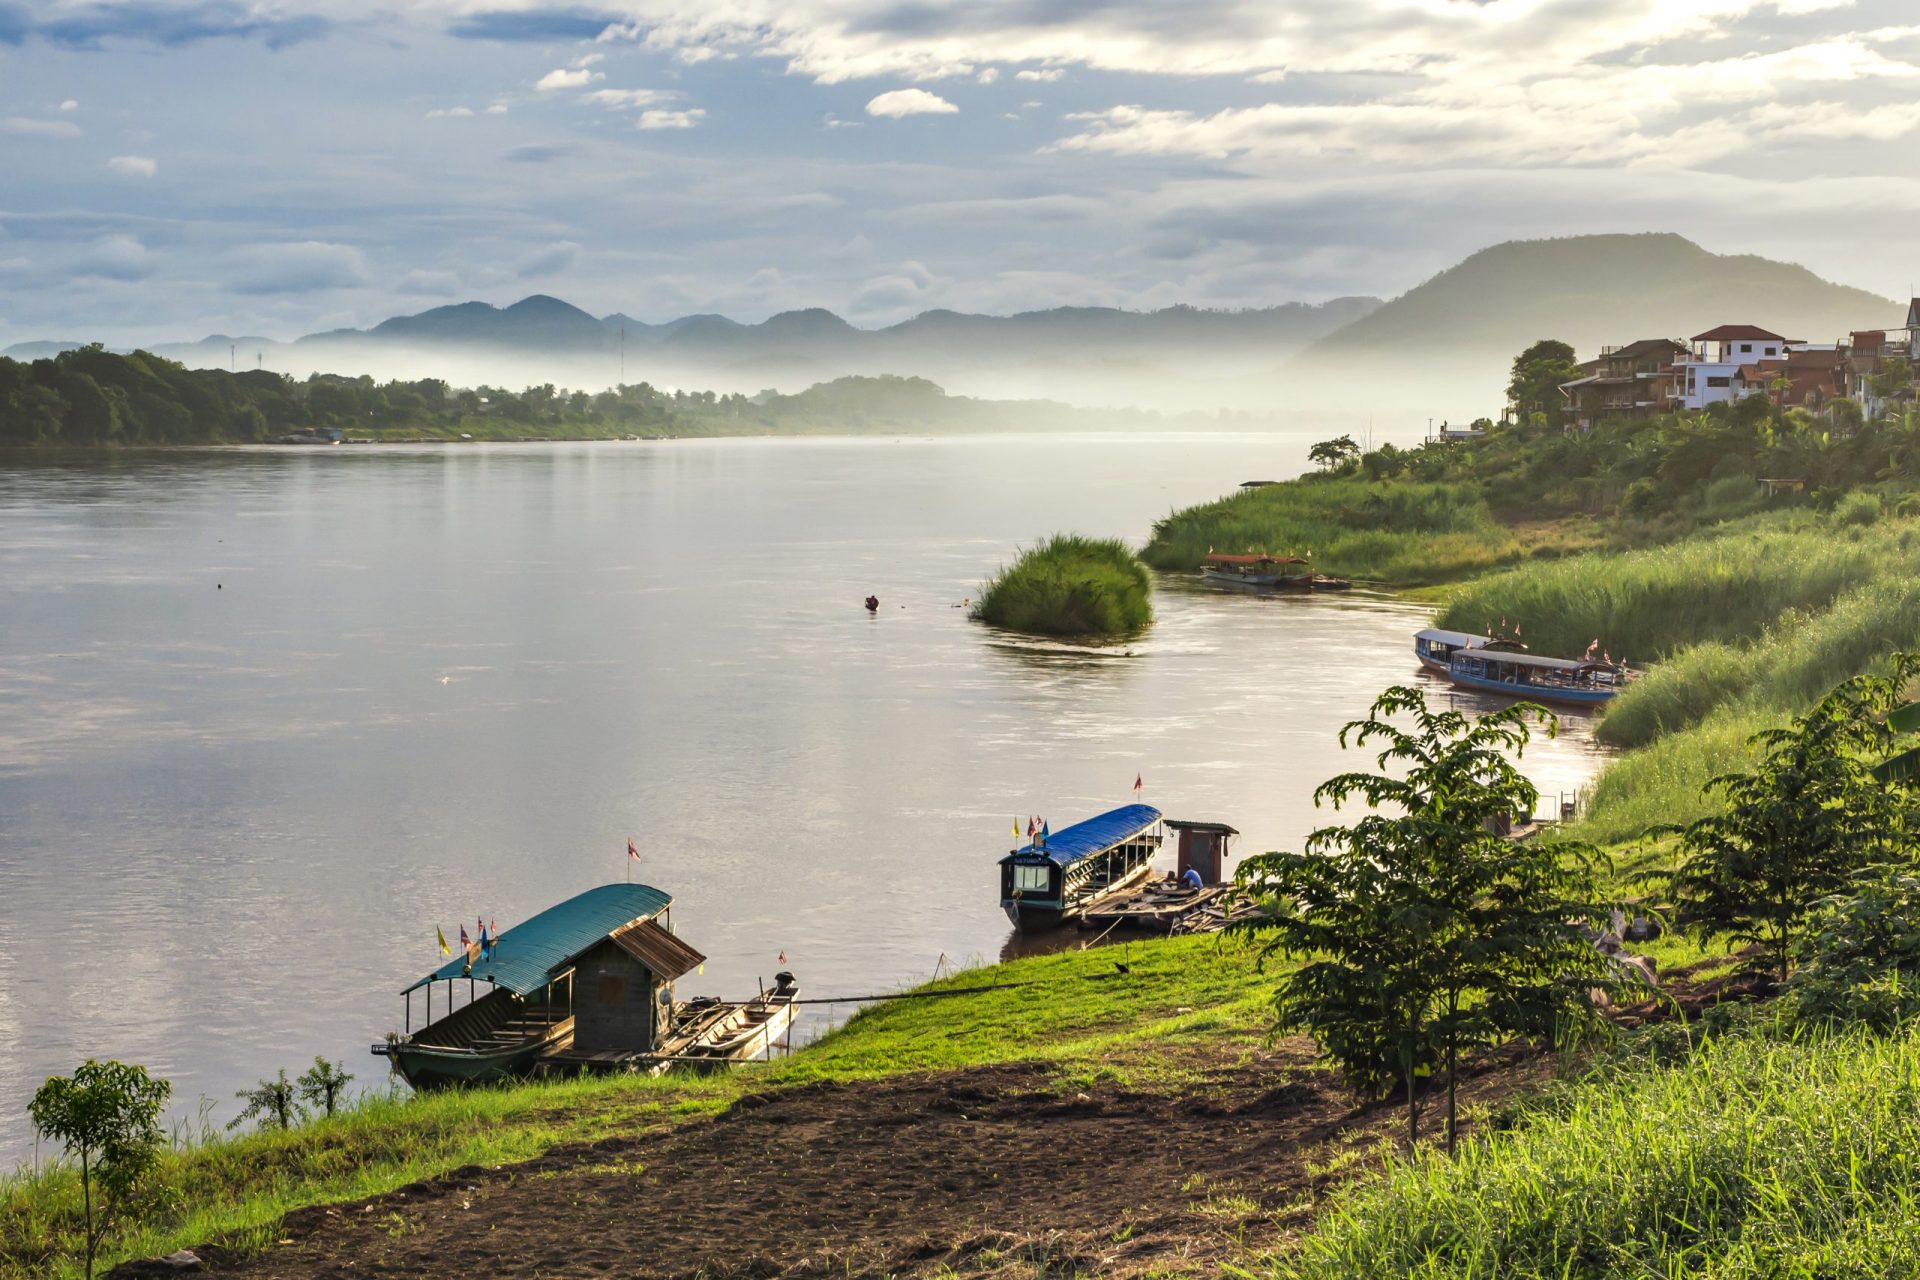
[1442,647,1632,707]
[1202,554,1351,592]
[373,882,793,1087]
[1001,804,1164,930]
[1413,628,1529,673]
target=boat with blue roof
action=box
[1000,804,1165,929]
[373,882,796,1088]
[1441,647,1632,707]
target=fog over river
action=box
[0,433,1608,1160]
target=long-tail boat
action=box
[1202,553,1351,591]
[1443,648,1633,707]
[999,804,1164,930]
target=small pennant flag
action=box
[778,950,788,965]
[1039,819,1051,845]
[1133,772,1143,794]
[437,925,451,957]
[1012,817,1020,839]
[627,836,640,861]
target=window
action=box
[1740,343,1752,353]
[597,975,627,1004]
[1707,376,1731,388]
[1013,864,1051,893]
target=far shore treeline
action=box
[0,345,1128,447]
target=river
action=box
[0,433,1608,1161]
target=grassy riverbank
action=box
[972,534,1154,638]
[1,936,1270,1279]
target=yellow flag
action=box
[437,925,450,956]
[1011,817,1019,839]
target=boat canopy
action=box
[1204,554,1307,566]
[1002,804,1162,869]
[1458,649,1621,673]
[1415,628,1485,647]
[404,882,674,997]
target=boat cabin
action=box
[1164,819,1238,884]
[1202,553,1311,586]
[1445,649,1630,707]
[1000,804,1164,929]
[375,883,705,1089]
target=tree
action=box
[1235,686,1616,1152]
[28,1060,172,1280]
[1506,339,1581,427]
[295,1057,353,1118]
[231,1068,299,1131]
[1668,656,1920,980]
[1307,434,1360,472]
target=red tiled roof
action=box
[1693,324,1788,342]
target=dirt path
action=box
[163,1041,1545,1279]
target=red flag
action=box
[1133,773,1143,793]
[778,950,788,965]
[627,836,639,861]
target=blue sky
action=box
[2,0,1918,346]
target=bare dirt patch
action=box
[172,1041,1546,1279]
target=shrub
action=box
[1836,490,1884,527]
[28,1061,171,1280]
[971,534,1152,638]
[1788,873,1920,1031]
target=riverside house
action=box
[1672,325,1796,410]
[1560,338,1688,430]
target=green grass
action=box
[1142,478,1534,584]
[1271,1023,1920,1279]
[2,935,1270,1279]
[972,533,1154,638]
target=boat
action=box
[657,973,800,1072]
[1413,628,1525,673]
[373,882,710,1090]
[1201,553,1351,591]
[1442,648,1633,707]
[1000,804,1164,930]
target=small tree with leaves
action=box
[1235,686,1617,1152]
[28,1060,172,1280]
[1307,435,1361,472]
[296,1057,353,1118]
[231,1068,300,1131]
[1668,655,1920,981]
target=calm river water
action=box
[0,434,1608,1160]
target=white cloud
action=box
[976,67,999,84]
[638,107,707,129]
[535,67,604,91]
[107,155,158,178]
[865,88,959,118]
[426,106,475,118]
[572,52,605,67]
[585,88,678,108]
[2,117,81,138]
[74,234,151,282]
[485,103,509,114]
[58,100,78,112]
[1015,68,1063,82]
[225,242,368,295]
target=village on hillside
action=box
[1561,297,1920,430]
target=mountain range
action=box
[6,234,1905,419]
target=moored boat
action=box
[661,973,800,1072]
[1201,553,1351,591]
[1414,628,1526,672]
[1000,804,1164,930]
[1442,648,1632,707]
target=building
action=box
[1559,338,1688,430]
[1672,325,1798,410]
[1841,307,1918,419]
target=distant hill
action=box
[1295,233,1902,416]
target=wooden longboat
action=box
[374,882,709,1090]
[1000,805,1164,931]
[664,973,800,1072]
[1201,553,1351,592]
[1444,648,1632,707]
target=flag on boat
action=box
[627,836,639,861]
[1133,773,1143,794]
[479,924,492,960]
[437,925,451,957]
[1039,819,1051,846]
[1027,816,1037,839]
[1011,817,1020,839]
[778,950,787,965]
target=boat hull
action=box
[377,1024,572,1090]
[1443,667,1617,706]
[1007,857,1158,931]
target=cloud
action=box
[485,103,510,114]
[513,240,580,277]
[1,117,82,138]
[1015,68,1063,82]
[446,7,620,42]
[225,241,368,295]
[976,67,999,84]
[638,107,706,129]
[426,106,475,118]
[73,234,152,282]
[396,268,463,296]
[865,88,958,118]
[59,99,78,111]
[584,88,678,108]
[107,155,158,178]
[4,1,328,51]
[505,143,572,162]
[535,67,604,90]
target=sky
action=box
[2,0,1918,347]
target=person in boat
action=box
[1181,865,1204,890]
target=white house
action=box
[1673,325,1797,410]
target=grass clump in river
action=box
[972,533,1153,638]
[1,935,1268,1279]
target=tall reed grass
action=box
[972,533,1153,637]
[1278,1024,1920,1279]
[1143,479,1525,583]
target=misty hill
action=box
[1296,233,1901,415]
